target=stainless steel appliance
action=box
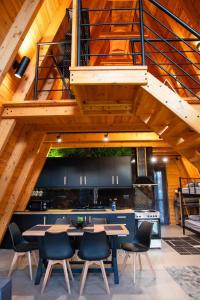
[135,210,161,248]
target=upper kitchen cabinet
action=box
[36,156,132,188]
[37,158,67,188]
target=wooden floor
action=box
[0,225,199,300]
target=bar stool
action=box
[8,222,38,280]
[78,231,111,295]
[41,231,75,294]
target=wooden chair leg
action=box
[121,252,129,273]
[27,251,33,280]
[145,252,156,279]
[132,253,137,284]
[8,252,19,277]
[62,260,71,294]
[66,260,74,281]
[80,261,89,296]
[100,260,110,295]
[41,260,53,294]
[32,251,38,266]
[138,253,142,271]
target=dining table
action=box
[23,223,129,285]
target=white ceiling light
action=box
[162,157,168,163]
[103,133,109,142]
[56,135,62,143]
[150,157,157,163]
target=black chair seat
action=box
[15,241,38,252]
[121,242,148,253]
[43,232,75,260]
[78,231,110,261]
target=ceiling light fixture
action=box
[162,157,168,163]
[14,56,30,78]
[56,135,62,143]
[150,157,157,163]
[103,133,109,142]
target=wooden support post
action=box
[0,0,44,85]
[0,119,16,155]
[0,126,31,205]
[15,143,49,211]
[0,132,45,242]
[71,0,78,67]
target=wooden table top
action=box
[22,224,129,237]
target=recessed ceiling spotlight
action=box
[162,157,168,163]
[131,158,136,163]
[150,157,157,163]
[103,133,109,142]
[56,135,62,143]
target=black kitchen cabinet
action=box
[36,156,132,188]
[37,158,67,188]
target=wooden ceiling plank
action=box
[12,0,72,101]
[0,0,45,86]
[0,119,16,155]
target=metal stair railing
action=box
[76,0,200,101]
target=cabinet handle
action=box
[117,216,127,219]
[116,175,119,185]
[84,176,87,185]
[80,176,83,185]
[64,176,67,185]
[112,175,114,184]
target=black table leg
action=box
[111,235,119,284]
[34,257,43,285]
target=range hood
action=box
[133,148,157,186]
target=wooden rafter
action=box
[0,0,44,86]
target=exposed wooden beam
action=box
[0,132,45,242]
[71,0,78,67]
[44,132,162,143]
[2,105,80,118]
[15,142,49,211]
[49,141,169,148]
[181,156,200,178]
[142,73,200,134]
[0,119,16,155]
[0,0,44,85]
[70,66,148,85]
[0,126,31,205]
[12,0,72,101]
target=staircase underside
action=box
[2,67,200,169]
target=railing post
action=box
[33,44,40,100]
[139,0,145,65]
[77,0,81,66]
[71,0,78,67]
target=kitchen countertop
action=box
[14,209,135,215]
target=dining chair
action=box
[8,222,38,280]
[78,231,111,295]
[41,231,75,294]
[121,221,156,284]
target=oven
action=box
[135,210,161,248]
